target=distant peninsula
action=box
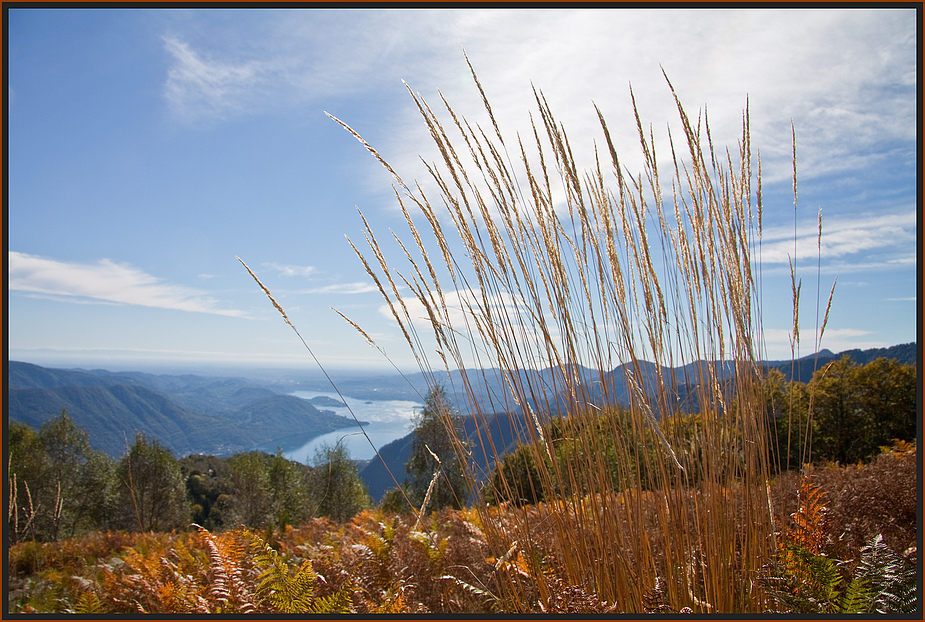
[309,395,347,408]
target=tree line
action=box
[7,413,374,544]
[764,355,916,469]
[485,355,918,506]
[7,385,469,544]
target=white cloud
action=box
[264,262,317,278]
[161,9,915,187]
[8,252,247,317]
[755,209,916,270]
[300,282,379,295]
[373,9,916,195]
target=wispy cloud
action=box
[380,288,530,332]
[161,10,915,186]
[163,36,280,123]
[161,12,404,124]
[8,252,247,317]
[263,262,317,278]
[300,283,379,295]
[377,288,555,368]
[755,210,916,272]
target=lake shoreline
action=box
[280,391,421,463]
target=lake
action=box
[282,391,422,463]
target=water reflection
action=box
[280,391,421,463]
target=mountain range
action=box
[6,342,915,478]
[7,361,365,458]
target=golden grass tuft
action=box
[331,65,791,613]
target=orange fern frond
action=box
[787,479,829,555]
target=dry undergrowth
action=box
[7,448,915,614]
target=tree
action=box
[809,356,868,464]
[266,448,311,530]
[8,421,45,543]
[226,449,310,531]
[180,454,234,531]
[116,433,188,532]
[7,410,116,542]
[763,368,812,471]
[307,440,371,523]
[228,451,273,529]
[800,356,917,465]
[483,443,545,507]
[405,385,469,511]
[72,448,118,534]
[852,358,916,446]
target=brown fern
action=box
[643,576,674,614]
[197,527,261,613]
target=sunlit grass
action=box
[333,59,780,612]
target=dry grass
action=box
[336,61,779,613]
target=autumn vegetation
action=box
[7,63,919,614]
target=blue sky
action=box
[6,8,918,373]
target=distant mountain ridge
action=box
[286,343,916,414]
[7,342,914,469]
[7,361,364,458]
[764,342,917,383]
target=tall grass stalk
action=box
[235,257,419,517]
[335,62,781,613]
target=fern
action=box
[68,591,104,614]
[838,576,872,614]
[439,574,501,612]
[307,582,355,614]
[198,527,260,613]
[764,478,919,614]
[763,478,843,613]
[854,534,918,613]
[368,588,412,614]
[536,558,616,614]
[255,546,315,613]
[643,576,674,614]
[254,545,354,613]
[205,537,231,608]
[788,479,829,554]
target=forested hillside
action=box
[7,381,917,613]
[7,361,364,457]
